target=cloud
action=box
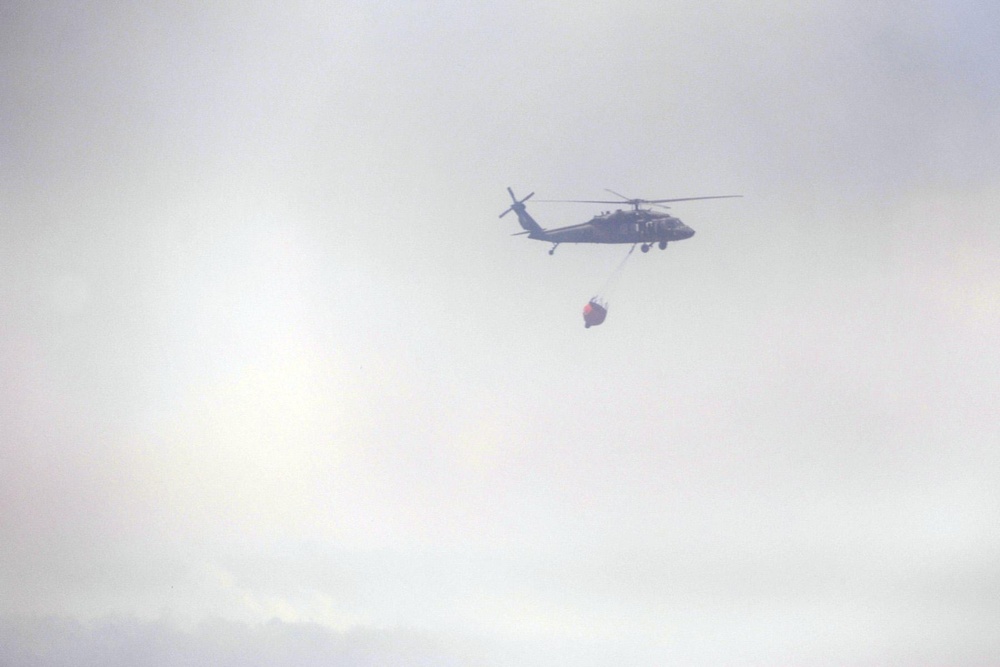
[0,615,467,667]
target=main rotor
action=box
[537,189,742,211]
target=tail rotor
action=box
[499,187,534,218]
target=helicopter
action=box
[499,187,741,255]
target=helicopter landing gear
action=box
[659,241,668,250]
[640,243,651,253]
[548,243,559,255]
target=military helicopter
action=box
[499,187,741,255]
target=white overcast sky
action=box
[2,2,1000,665]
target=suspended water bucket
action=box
[583,298,608,328]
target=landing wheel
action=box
[548,243,559,256]
[641,244,650,253]
[658,241,667,250]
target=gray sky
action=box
[3,1,1000,665]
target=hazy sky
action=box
[3,2,1000,665]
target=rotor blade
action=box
[506,188,534,204]
[534,199,633,204]
[642,195,743,204]
[534,194,743,205]
[604,189,630,201]
[506,187,534,202]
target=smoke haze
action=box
[3,2,999,665]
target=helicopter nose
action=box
[679,225,695,239]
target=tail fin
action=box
[499,187,543,235]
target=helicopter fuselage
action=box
[530,209,695,245]
[498,187,736,255]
